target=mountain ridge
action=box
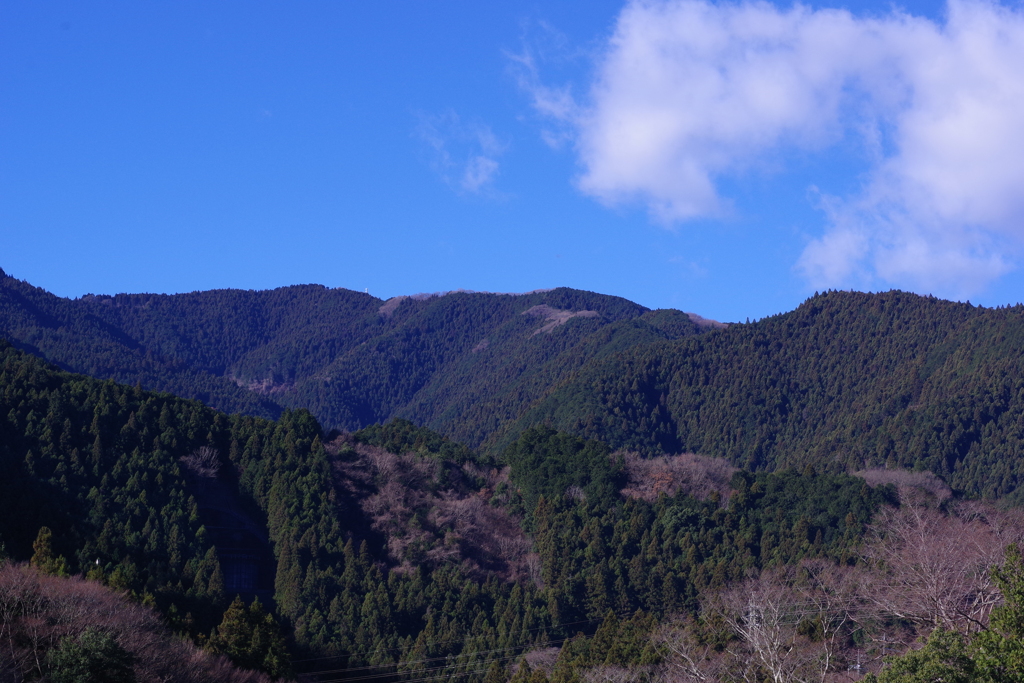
[9,268,1024,679]
[510,290,1024,498]
[8,268,1024,500]
[0,269,708,446]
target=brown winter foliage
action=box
[521,305,600,335]
[0,563,272,683]
[852,468,952,505]
[580,664,650,683]
[179,445,221,479]
[652,560,867,683]
[327,437,537,582]
[861,501,1024,635]
[619,451,736,504]
[652,500,1024,682]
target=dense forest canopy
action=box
[0,340,908,681]
[512,290,1024,499]
[5,270,1024,680]
[8,270,1024,502]
[0,270,703,448]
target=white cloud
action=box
[416,111,507,195]
[462,156,501,193]
[524,0,1024,297]
[506,26,583,150]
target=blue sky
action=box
[4,0,1024,323]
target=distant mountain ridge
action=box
[8,269,1024,500]
[511,290,1024,499]
[0,269,706,448]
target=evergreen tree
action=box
[47,628,136,683]
[30,526,68,576]
[208,596,292,679]
[864,629,975,683]
[484,659,507,683]
[973,543,1024,682]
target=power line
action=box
[307,636,575,678]
[316,665,496,683]
[309,633,599,683]
[312,650,531,683]
[293,614,613,668]
[307,638,568,676]
[301,614,634,681]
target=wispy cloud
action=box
[520,0,1024,298]
[507,20,589,150]
[416,111,508,195]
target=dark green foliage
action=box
[0,333,896,682]
[31,526,69,576]
[47,628,137,683]
[555,611,659,670]
[0,275,290,421]
[529,467,887,626]
[504,427,623,510]
[515,291,1024,498]
[864,629,975,683]
[209,596,291,678]
[0,340,561,678]
[14,269,1024,501]
[971,544,1024,681]
[0,340,229,635]
[354,417,482,464]
[0,271,702,450]
[727,468,894,564]
[484,659,506,683]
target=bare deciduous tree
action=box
[583,664,650,683]
[698,562,866,683]
[0,563,272,683]
[179,446,220,478]
[796,560,868,678]
[862,504,1020,634]
[329,439,537,580]
[715,574,811,683]
[653,616,731,683]
[620,452,736,505]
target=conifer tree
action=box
[47,628,136,683]
[509,660,532,683]
[208,596,292,678]
[31,526,69,576]
[973,543,1024,681]
[484,659,507,683]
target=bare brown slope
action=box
[0,563,272,683]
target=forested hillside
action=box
[0,562,274,682]
[10,268,1024,501]
[0,340,556,678]
[0,268,704,446]
[513,290,1024,499]
[0,342,888,679]
[6,328,1024,680]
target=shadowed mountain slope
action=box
[0,269,704,446]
